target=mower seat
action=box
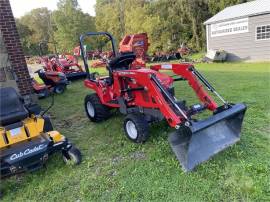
[109,52,136,70]
[0,87,29,126]
[37,70,56,86]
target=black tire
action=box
[84,93,111,122]
[123,114,149,143]
[54,84,66,94]
[62,146,82,165]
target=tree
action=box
[208,0,251,15]
[15,19,33,54]
[16,0,249,55]
[53,0,95,52]
[95,0,122,42]
[95,0,210,51]
[16,7,53,55]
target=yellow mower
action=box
[0,87,81,178]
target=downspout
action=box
[206,24,209,51]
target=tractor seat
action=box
[0,87,29,126]
[108,52,136,70]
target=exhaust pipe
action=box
[168,103,247,172]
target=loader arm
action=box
[151,63,218,111]
[113,70,182,127]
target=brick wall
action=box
[0,0,32,95]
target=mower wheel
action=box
[85,93,111,122]
[62,146,82,165]
[54,84,66,94]
[124,114,149,143]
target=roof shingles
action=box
[204,0,270,25]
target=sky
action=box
[9,0,96,18]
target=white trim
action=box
[206,25,209,51]
[255,24,270,41]
[204,12,270,25]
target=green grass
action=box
[189,52,205,61]
[2,62,270,201]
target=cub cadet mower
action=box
[80,32,247,172]
[0,87,81,178]
[32,69,70,98]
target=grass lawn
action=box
[2,62,270,201]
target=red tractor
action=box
[38,42,87,80]
[80,32,247,171]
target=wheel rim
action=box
[63,152,77,165]
[126,120,138,139]
[55,86,64,94]
[87,101,95,117]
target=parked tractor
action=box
[80,32,247,172]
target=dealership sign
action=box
[211,18,249,37]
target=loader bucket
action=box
[168,103,247,172]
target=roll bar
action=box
[79,32,117,79]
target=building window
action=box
[256,25,270,40]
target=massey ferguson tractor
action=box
[80,32,247,172]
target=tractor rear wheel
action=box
[85,93,111,122]
[124,114,149,143]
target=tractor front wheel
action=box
[85,93,111,122]
[124,114,149,143]
[54,84,66,94]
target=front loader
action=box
[80,32,247,172]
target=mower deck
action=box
[65,71,87,80]
[0,134,71,178]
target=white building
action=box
[204,0,270,61]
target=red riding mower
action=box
[38,41,87,80]
[32,69,70,98]
[80,32,247,171]
[0,87,81,178]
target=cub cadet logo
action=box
[9,144,46,161]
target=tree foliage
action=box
[16,0,250,55]
[16,8,52,55]
[15,0,95,55]
[53,0,95,52]
[95,0,253,52]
